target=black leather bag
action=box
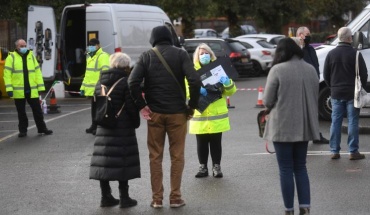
[95,78,125,128]
[257,109,269,138]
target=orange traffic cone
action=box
[227,96,235,108]
[255,86,265,108]
[47,88,61,114]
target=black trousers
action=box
[14,96,47,133]
[196,132,222,166]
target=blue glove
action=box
[80,90,84,96]
[219,76,231,85]
[7,91,13,97]
[200,87,207,96]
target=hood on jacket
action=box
[149,25,173,47]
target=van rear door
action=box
[27,5,57,82]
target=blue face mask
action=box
[19,47,28,54]
[199,53,211,65]
[88,45,97,53]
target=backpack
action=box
[94,77,125,128]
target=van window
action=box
[359,19,370,48]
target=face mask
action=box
[199,53,211,65]
[88,45,97,53]
[19,47,28,54]
[304,36,311,45]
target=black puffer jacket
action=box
[89,68,141,181]
[128,26,201,114]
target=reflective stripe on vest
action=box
[191,113,229,121]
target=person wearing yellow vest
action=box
[81,38,110,135]
[189,43,236,178]
[3,39,53,138]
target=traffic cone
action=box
[227,96,235,108]
[47,88,61,114]
[255,86,265,108]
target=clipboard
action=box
[197,57,238,86]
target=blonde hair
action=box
[193,43,217,64]
[109,52,131,69]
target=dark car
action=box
[183,38,255,77]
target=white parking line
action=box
[0,107,90,143]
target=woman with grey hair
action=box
[89,52,141,208]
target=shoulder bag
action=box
[354,51,370,108]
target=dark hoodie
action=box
[128,26,201,114]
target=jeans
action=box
[330,99,360,154]
[273,141,310,211]
[146,112,187,201]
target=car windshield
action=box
[256,40,275,48]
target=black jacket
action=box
[89,68,141,181]
[302,44,320,78]
[128,42,201,114]
[323,43,368,100]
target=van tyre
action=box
[318,87,332,121]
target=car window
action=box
[257,40,275,48]
[207,31,217,37]
[207,42,222,52]
[194,30,203,37]
[228,41,247,51]
[270,36,285,45]
[184,42,201,54]
[239,41,253,49]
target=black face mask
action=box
[304,36,311,45]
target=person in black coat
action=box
[89,52,141,208]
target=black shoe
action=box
[120,197,138,208]
[86,126,97,135]
[195,164,208,178]
[212,164,223,178]
[38,129,53,135]
[18,132,27,138]
[313,133,329,144]
[101,195,120,207]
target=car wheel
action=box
[250,60,262,77]
[318,87,332,121]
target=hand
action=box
[7,91,13,97]
[219,76,231,85]
[186,106,194,120]
[140,105,152,120]
[80,90,84,96]
[200,87,207,96]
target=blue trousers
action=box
[273,141,310,211]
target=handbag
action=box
[257,109,275,154]
[354,51,370,108]
[94,77,125,128]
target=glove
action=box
[80,90,84,96]
[7,91,13,97]
[219,76,231,85]
[200,87,207,96]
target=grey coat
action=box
[263,56,320,142]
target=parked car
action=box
[183,38,255,77]
[194,28,219,38]
[221,25,257,39]
[234,37,275,76]
[236,34,285,46]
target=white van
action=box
[315,4,370,120]
[27,3,181,94]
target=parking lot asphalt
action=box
[1,77,370,215]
